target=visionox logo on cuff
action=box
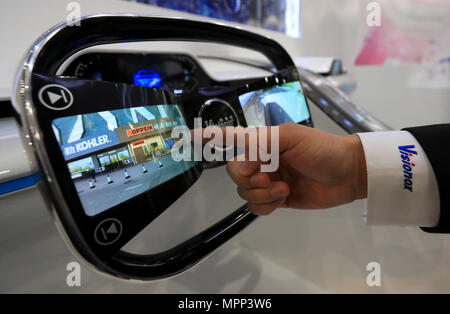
[399,145,418,192]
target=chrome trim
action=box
[11,14,164,281]
[198,98,241,152]
[198,98,240,127]
[12,19,98,275]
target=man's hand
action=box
[224,123,367,215]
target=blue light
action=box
[344,119,353,127]
[133,70,162,88]
[320,98,329,107]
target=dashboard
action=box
[62,52,246,132]
[63,52,202,95]
[62,52,313,132]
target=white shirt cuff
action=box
[357,131,440,227]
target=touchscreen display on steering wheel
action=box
[51,105,195,216]
[238,81,310,127]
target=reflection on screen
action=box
[52,105,195,216]
[238,81,310,127]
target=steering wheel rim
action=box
[14,14,307,280]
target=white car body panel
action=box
[0,118,35,183]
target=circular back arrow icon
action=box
[94,218,123,246]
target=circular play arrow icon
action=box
[38,84,73,110]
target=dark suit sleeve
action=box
[404,124,450,233]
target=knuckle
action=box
[249,204,273,216]
[226,160,236,174]
[236,187,248,200]
[227,163,242,183]
[283,122,296,129]
[248,204,262,215]
[249,190,268,203]
[225,163,234,179]
[257,209,272,216]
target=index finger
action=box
[190,125,290,161]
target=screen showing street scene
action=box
[52,105,196,216]
[238,81,310,127]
